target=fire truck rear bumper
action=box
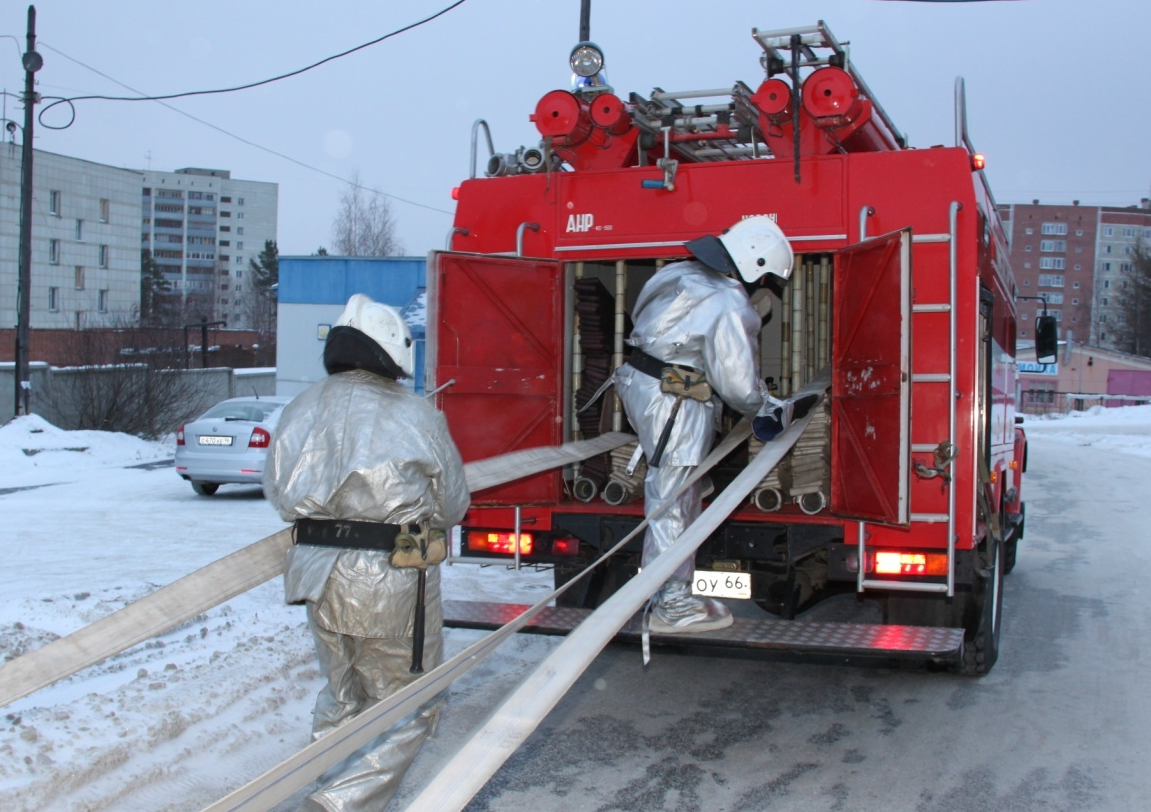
[443,600,964,662]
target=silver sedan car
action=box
[175,396,292,495]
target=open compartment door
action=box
[830,229,912,526]
[429,252,566,504]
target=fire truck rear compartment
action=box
[557,254,851,616]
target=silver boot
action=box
[650,580,733,634]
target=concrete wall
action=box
[0,362,275,430]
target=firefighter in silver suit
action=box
[265,294,470,812]
[614,216,794,634]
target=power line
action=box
[42,0,469,107]
[36,42,455,217]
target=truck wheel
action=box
[959,533,1003,676]
[191,481,219,496]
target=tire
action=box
[882,535,1004,676]
[958,533,1003,676]
[191,481,219,496]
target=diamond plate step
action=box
[443,599,964,660]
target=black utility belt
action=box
[293,518,408,551]
[628,347,700,380]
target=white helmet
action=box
[333,293,414,377]
[686,215,794,283]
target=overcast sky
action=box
[2,0,1148,258]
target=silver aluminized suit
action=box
[264,369,469,812]
[614,259,772,587]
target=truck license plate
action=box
[693,570,751,600]
[199,436,233,446]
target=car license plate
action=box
[693,570,751,600]
[199,435,233,446]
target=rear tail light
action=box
[467,531,533,555]
[176,426,185,446]
[551,537,580,556]
[874,551,949,576]
[248,427,271,448]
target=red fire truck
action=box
[428,22,1050,675]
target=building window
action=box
[76,219,85,240]
[1072,298,1079,305]
[220,240,230,246]
[237,212,244,219]
[220,226,231,233]
[237,241,243,250]
[49,190,61,216]
[1025,228,1033,235]
[1102,297,1109,306]
[1038,274,1065,287]
[1104,280,1110,289]
[236,255,244,264]
[48,287,60,311]
[99,198,110,222]
[1040,240,1066,252]
[237,227,244,235]
[1075,246,1083,254]
[1104,245,1112,254]
[1123,227,1136,237]
[1023,280,1031,287]
[235,270,243,278]
[1074,264,1081,270]
[220,211,231,218]
[1073,281,1081,289]
[1043,293,1063,304]
[1039,257,1065,270]
[235,284,242,293]
[75,266,85,290]
[1076,229,1084,236]
[1103,226,1114,236]
[1025,245,1032,252]
[98,289,108,313]
[1023,261,1031,269]
[49,239,61,264]
[99,244,109,268]
[238,197,245,205]
[1041,222,1067,235]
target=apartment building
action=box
[999,199,1151,353]
[141,168,278,328]
[0,148,143,330]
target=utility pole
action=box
[14,5,42,417]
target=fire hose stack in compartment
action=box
[603,441,647,505]
[572,277,619,501]
[750,394,830,513]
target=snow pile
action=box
[1023,403,1151,460]
[0,415,173,490]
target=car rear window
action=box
[200,401,283,422]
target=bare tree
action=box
[38,321,208,439]
[331,171,403,256]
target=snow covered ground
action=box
[1,405,1150,812]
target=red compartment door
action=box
[431,252,565,504]
[830,229,912,526]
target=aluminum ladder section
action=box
[856,201,961,597]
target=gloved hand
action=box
[753,397,793,442]
[752,393,821,442]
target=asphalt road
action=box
[397,438,1151,812]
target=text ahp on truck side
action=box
[427,22,1058,676]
